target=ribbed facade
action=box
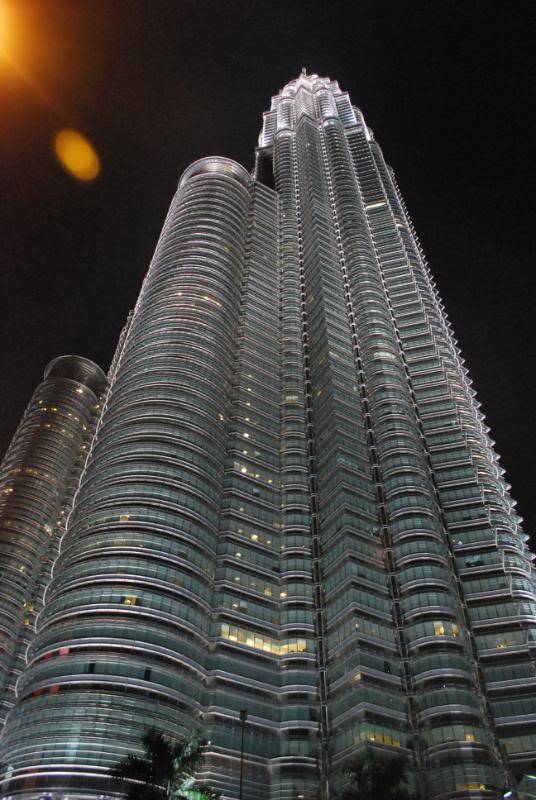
[1,74,535,800]
[0,356,106,725]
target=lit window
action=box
[433,622,445,636]
[119,515,130,522]
[123,596,137,605]
[451,623,460,637]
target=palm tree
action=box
[337,751,412,800]
[110,727,218,800]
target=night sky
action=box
[1,1,535,535]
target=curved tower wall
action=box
[203,179,320,800]
[0,356,106,725]
[0,159,256,796]
[1,75,536,800]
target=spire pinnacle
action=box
[301,67,307,76]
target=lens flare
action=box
[53,129,100,181]
[0,1,11,56]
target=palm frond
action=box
[171,735,206,777]
[179,787,220,800]
[141,728,176,784]
[339,752,411,800]
[123,782,164,800]
[110,727,216,800]
[174,777,219,800]
[110,754,154,785]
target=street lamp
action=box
[239,709,248,800]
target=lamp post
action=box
[239,709,248,800]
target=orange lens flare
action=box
[53,129,100,181]
[0,2,11,56]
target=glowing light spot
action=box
[0,1,19,59]
[53,129,101,181]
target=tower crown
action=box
[259,73,368,148]
[279,72,338,97]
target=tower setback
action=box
[0,74,534,800]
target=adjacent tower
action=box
[0,356,106,723]
[1,74,535,800]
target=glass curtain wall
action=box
[1,74,535,800]
[0,356,106,726]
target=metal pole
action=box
[239,709,247,800]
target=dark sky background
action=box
[1,1,535,535]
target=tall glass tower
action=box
[1,73,535,800]
[0,357,106,726]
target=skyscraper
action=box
[0,357,106,725]
[1,72,535,800]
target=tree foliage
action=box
[110,727,218,800]
[338,751,412,800]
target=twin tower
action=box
[0,74,535,800]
